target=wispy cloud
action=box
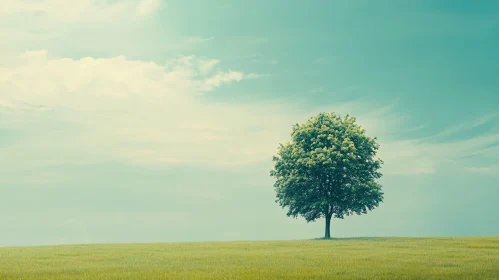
[205,71,245,85]
[464,166,499,175]
[0,1,162,62]
[244,73,270,79]
[184,36,215,45]
[378,115,499,175]
[1,50,497,178]
[198,58,220,75]
[136,0,161,17]
[0,0,136,22]
[424,113,497,141]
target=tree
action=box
[270,112,384,239]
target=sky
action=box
[0,0,498,246]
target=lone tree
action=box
[270,112,384,239]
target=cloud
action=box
[464,166,499,175]
[1,50,497,177]
[245,73,270,79]
[0,1,204,66]
[0,50,277,170]
[424,113,497,141]
[0,0,135,22]
[204,71,244,89]
[198,59,220,75]
[136,0,161,16]
[378,118,499,175]
[184,36,215,45]
[0,0,160,22]
[203,71,265,89]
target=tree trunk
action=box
[324,213,332,239]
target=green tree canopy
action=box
[270,112,384,239]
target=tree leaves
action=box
[270,112,384,222]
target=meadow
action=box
[0,237,498,279]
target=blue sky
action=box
[0,0,498,246]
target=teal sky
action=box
[1,0,498,246]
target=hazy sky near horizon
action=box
[1,0,498,246]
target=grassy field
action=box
[0,237,498,279]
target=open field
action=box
[0,237,498,279]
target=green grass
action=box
[1,237,498,279]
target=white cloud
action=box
[245,73,270,79]
[0,0,158,22]
[136,0,161,16]
[204,71,244,89]
[198,59,220,75]
[0,50,280,169]
[0,50,497,176]
[0,0,135,22]
[0,1,198,66]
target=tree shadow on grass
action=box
[309,237,397,242]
